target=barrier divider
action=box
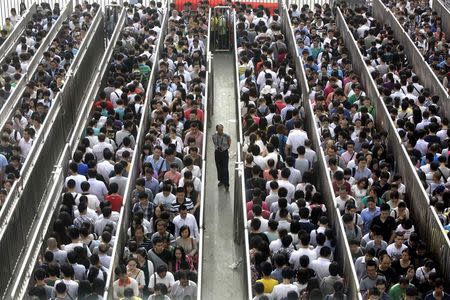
[233,11,252,300]
[0,3,37,63]
[372,0,450,117]
[336,5,450,285]
[196,7,211,298]
[103,3,169,297]
[0,0,74,143]
[282,4,361,298]
[432,0,450,36]
[0,5,108,296]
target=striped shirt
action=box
[212,133,230,151]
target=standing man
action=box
[212,124,231,192]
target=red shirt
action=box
[184,108,204,122]
[94,99,114,110]
[106,194,123,212]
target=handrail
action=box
[0,3,37,63]
[0,0,74,136]
[196,9,212,299]
[103,3,169,297]
[0,0,74,235]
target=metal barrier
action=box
[0,0,73,149]
[196,6,212,300]
[282,3,362,298]
[0,5,107,296]
[432,0,450,36]
[0,3,37,63]
[232,11,251,300]
[336,5,450,284]
[102,4,169,298]
[372,0,450,118]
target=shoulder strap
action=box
[438,167,448,183]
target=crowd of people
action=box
[317,2,448,299]
[0,6,24,46]
[27,0,209,299]
[0,1,96,210]
[235,3,353,300]
[0,2,61,109]
[381,0,450,234]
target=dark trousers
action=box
[215,149,229,186]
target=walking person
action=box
[212,124,231,192]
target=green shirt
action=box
[389,283,415,300]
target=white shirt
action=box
[286,129,308,154]
[18,137,33,159]
[148,272,176,289]
[92,142,114,161]
[97,160,114,183]
[53,279,79,299]
[87,178,108,202]
[309,257,331,280]
[181,166,201,179]
[386,243,407,260]
[65,174,87,193]
[63,242,92,256]
[247,216,269,232]
[173,213,199,239]
[154,192,176,210]
[289,247,317,269]
[271,283,298,300]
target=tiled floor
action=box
[201,52,246,299]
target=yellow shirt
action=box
[256,277,279,293]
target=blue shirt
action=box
[144,176,160,197]
[0,154,7,170]
[77,163,88,176]
[361,207,381,234]
[144,155,167,174]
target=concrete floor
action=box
[201,52,245,299]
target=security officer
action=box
[212,124,231,192]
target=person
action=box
[212,123,231,191]
[271,267,298,300]
[113,265,140,299]
[148,265,175,294]
[169,270,197,299]
[424,278,450,300]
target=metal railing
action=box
[282,3,362,298]
[0,3,37,63]
[196,6,212,300]
[232,11,252,300]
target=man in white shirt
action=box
[18,127,34,159]
[109,164,128,196]
[65,162,87,193]
[87,170,108,202]
[97,149,115,183]
[80,183,100,212]
[285,120,308,157]
[46,237,67,265]
[271,267,298,300]
[169,271,197,300]
[154,184,176,210]
[92,133,114,161]
[386,232,407,260]
[289,232,317,269]
[94,207,117,236]
[172,205,199,239]
[309,246,332,280]
[148,265,176,292]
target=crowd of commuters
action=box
[27,0,209,299]
[26,1,164,299]
[235,3,353,300]
[0,2,96,210]
[0,5,25,46]
[0,2,61,108]
[108,1,210,299]
[291,1,449,299]
[381,0,450,235]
